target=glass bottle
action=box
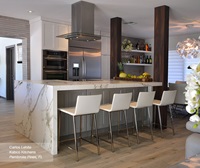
[136,42,139,50]
[148,44,152,51]
[149,56,152,64]
[145,44,149,51]
[145,56,149,64]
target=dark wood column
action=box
[154,6,169,128]
[110,17,122,79]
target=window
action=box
[168,50,184,83]
[168,50,200,83]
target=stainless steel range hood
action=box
[58,1,101,41]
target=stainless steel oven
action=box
[43,70,67,80]
[43,50,67,80]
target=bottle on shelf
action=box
[137,56,140,63]
[148,44,152,51]
[149,56,152,64]
[136,42,139,50]
[145,44,149,51]
[140,56,143,64]
[145,56,149,64]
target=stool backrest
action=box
[75,94,102,115]
[169,83,186,105]
[160,90,177,106]
[136,91,155,108]
[111,92,132,111]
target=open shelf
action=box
[122,49,152,54]
[123,63,153,66]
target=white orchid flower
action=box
[186,62,200,127]
[190,64,198,71]
[186,105,196,114]
[189,114,200,122]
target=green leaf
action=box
[193,123,199,128]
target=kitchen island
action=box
[14,80,162,155]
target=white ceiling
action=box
[0,0,200,39]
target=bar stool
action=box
[153,90,177,136]
[58,94,102,161]
[130,91,156,144]
[100,92,132,152]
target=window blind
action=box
[168,50,184,83]
[168,50,200,83]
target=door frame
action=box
[6,45,15,100]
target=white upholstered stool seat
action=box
[153,90,177,136]
[100,92,132,151]
[130,91,156,144]
[58,94,102,161]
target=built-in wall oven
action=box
[43,50,67,80]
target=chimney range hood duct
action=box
[58,1,101,41]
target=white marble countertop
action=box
[19,80,162,91]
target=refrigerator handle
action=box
[84,58,87,78]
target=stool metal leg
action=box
[123,110,130,146]
[108,112,114,152]
[133,109,140,144]
[91,114,94,142]
[147,107,153,140]
[73,116,79,161]
[117,111,120,136]
[80,115,82,145]
[94,114,100,155]
[58,110,61,152]
[157,106,163,137]
[169,105,175,135]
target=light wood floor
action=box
[0,98,192,168]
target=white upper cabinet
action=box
[43,21,69,51]
[43,21,54,50]
[55,24,69,51]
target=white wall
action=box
[0,37,22,98]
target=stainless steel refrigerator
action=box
[68,46,101,81]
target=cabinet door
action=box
[42,21,55,50]
[101,55,110,79]
[101,36,110,55]
[55,24,69,51]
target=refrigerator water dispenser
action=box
[73,63,79,77]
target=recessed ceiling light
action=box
[28,10,33,13]
[123,21,137,25]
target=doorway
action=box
[6,46,15,100]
